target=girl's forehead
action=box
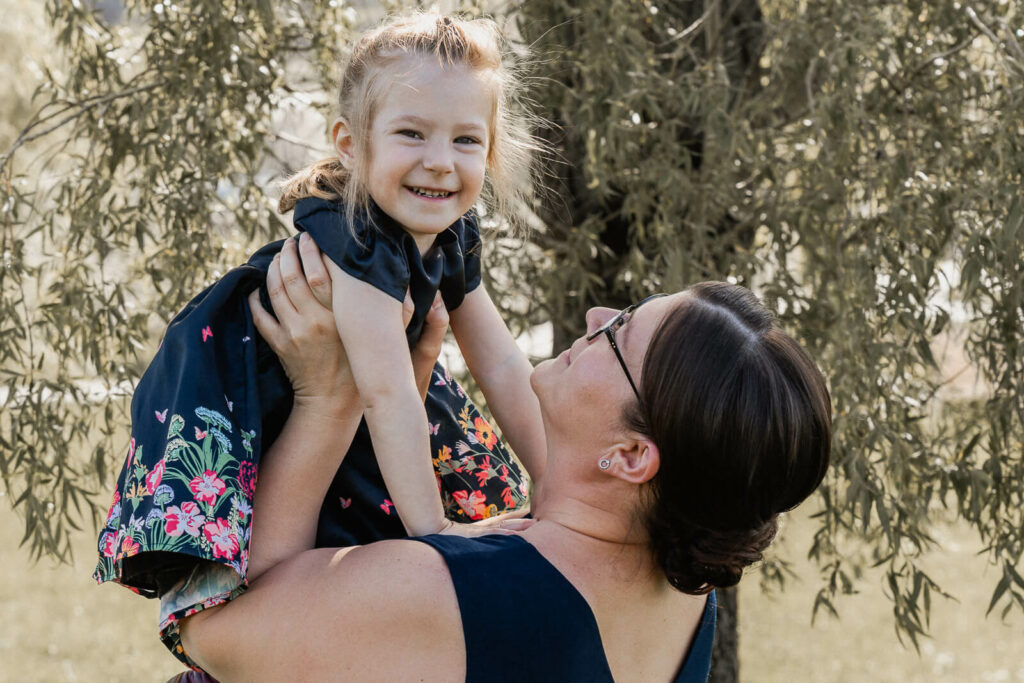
[378,57,497,102]
[371,61,497,127]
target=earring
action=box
[598,458,611,470]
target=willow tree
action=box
[510,0,1024,679]
[3,0,1023,680]
[0,0,355,562]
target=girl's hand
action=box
[249,234,354,416]
[437,508,535,537]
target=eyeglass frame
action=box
[585,293,668,402]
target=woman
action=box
[179,238,832,681]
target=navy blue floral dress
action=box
[94,198,529,664]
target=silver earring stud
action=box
[599,458,611,470]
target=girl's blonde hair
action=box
[279,11,539,232]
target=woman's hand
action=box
[249,233,354,418]
[412,293,448,400]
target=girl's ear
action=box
[604,441,661,485]
[331,118,356,169]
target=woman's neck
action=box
[528,468,656,575]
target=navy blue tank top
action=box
[415,534,716,682]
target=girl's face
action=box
[352,59,493,253]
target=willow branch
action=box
[0,82,165,177]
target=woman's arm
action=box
[183,541,465,680]
[448,286,547,481]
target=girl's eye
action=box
[398,130,422,139]
[455,136,481,145]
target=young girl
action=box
[94,11,544,667]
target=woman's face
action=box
[531,293,684,443]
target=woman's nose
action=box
[584,307,617,337]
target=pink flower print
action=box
[119,535,141,558]
[203,518,239,560]
[104,490,122,526]
[145,459,166,495]
[238,461,258,500]
[189,470,226,505]
[518,479,529,498]
[452,490,488,519]
[164,502,205,538]
[127,438,136,467]
[100,531,117,558]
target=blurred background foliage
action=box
[1,0,1022,678]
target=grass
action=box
[739,506,1024,682]
[1,498,1021,682]
[0,503,183,683]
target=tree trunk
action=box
[518,1,764,675]
[709,587,739,682]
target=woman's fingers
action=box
[277,236,316,317]
[416,293,448,358]
[298,233,333,309]
[248,289,282,347]
[411,294,448,400]
[402,289,415,329]
[422,293,449,341]
[265,251,299,324]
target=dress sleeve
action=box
[461,211,483,294]
[293,198,410,303]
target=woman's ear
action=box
[604,441,661,485]
[331,118,355,169]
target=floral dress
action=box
[94,198,529,665]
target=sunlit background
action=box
[1,0,1022,680]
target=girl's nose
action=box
[422,141,454,174]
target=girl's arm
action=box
[245,235,446,580]
[448,286,547,482]
[323,258,449,537]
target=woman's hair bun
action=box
[651,513,779,593]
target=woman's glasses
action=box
[585,294,667,402]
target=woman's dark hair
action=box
[625,282,832,594]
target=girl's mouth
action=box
[407,187,453,199]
